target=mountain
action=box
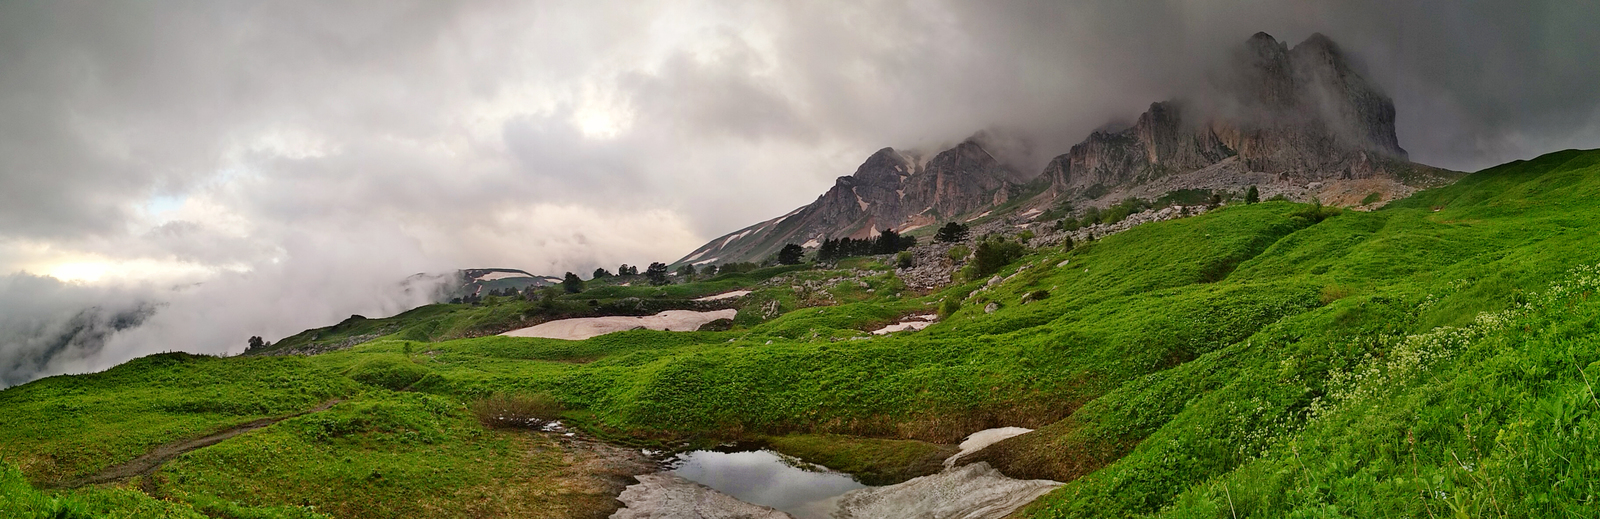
[674,139,1028,267]
[675,32,1460,267]
[1038,32,1456,207]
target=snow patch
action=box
[945,427,1033,467]
[833,462,1060,519]
[694,290,751,301]
[722,229,754,248]
[612,473,791,519]
[500,309,737,341]
[475,271,533,281]
[871,314,938,335]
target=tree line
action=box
[813,230,917,262]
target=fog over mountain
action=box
[2,0,1598,386]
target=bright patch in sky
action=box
[37,256,245,285]
[572,104,633,139]
[45,262,110,283]
[143,194,186,215]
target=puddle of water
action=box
[669,450,867,518]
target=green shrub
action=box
[346,355,428,391]
[947,245,970,263]
[1361,192,1382,205]
[1155,189,1213,207]
[967,237,1026,280]
[0,463,89,518]
[1083,206,1102,224]
[896,251,914,269]
[938,297,961,318]
[1290,199,1342,223]
[297,395,450,444]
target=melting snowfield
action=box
[870,314,938,335]
[500,309,737,340]
[832,462,1061,519]
[693,290,751,301]
[474,271,534,281]
[944,427,1033,467]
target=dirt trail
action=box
[49,399,342,489]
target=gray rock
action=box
[984,303,999,314]
[611,473,794,519]
[1041,32,1454,206]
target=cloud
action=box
[2,0,1598,385]
[0,273,156,387]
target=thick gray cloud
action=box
[1,0,1597,386]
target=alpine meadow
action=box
[3,3,1600,518]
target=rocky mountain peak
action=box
[841,147,915,188]
[1045,32,1431,201]
[910,139,1016,217]
[1293,32,1339,56]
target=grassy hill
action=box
[4,149,1600,517]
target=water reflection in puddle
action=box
[669,450,867,518]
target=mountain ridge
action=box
[674,32,1461,268]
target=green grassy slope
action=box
[992,149,1600,517]
[3,149,1599,517]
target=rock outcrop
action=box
[1044,32,1451,202]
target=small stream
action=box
[668,449,866,518]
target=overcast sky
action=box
[2,0,1598,385]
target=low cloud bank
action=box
[0,233,452,388]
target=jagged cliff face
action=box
[905,141,1017,218]
[1046,32,1427,198]
[1043,101,1235,195]
[674,140,1019,267]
